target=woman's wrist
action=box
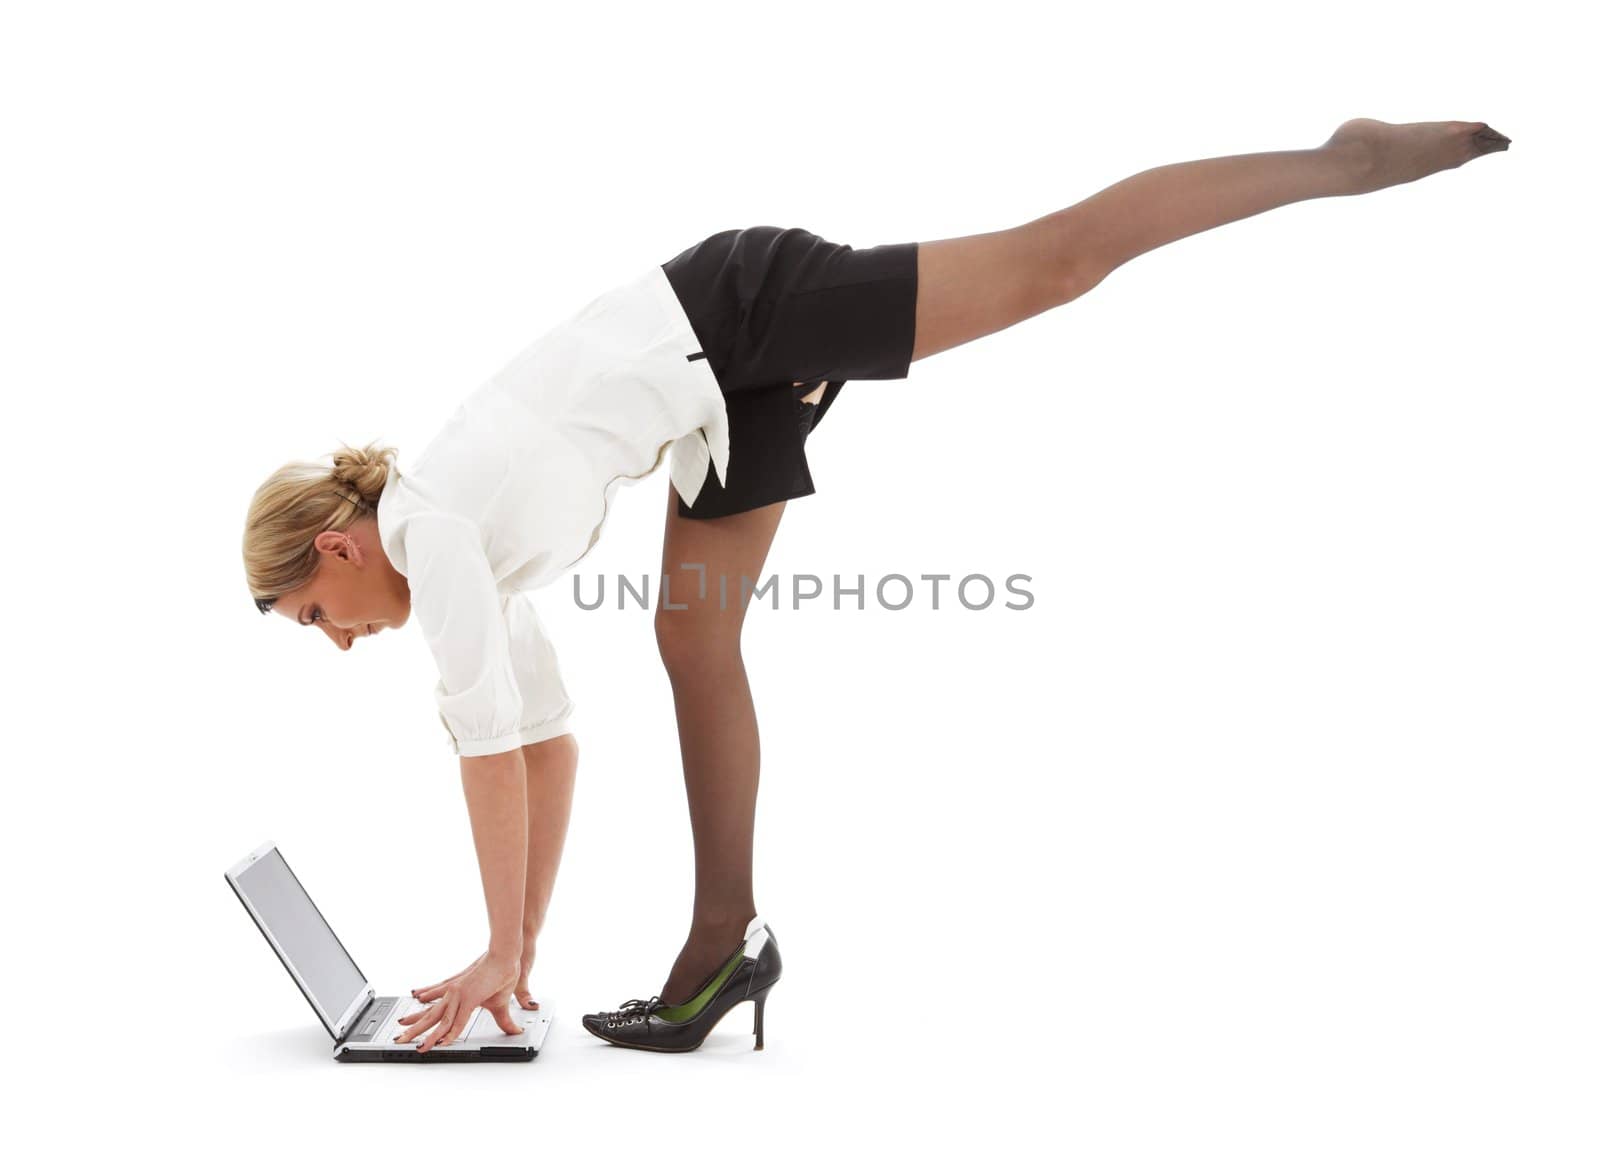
[486,937,523,968]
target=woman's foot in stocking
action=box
[1325,117,1510,195]
[660,914,756,1005]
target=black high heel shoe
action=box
[582,916,782,1053]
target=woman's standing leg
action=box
[908,118,1508,363]
[653,490,788,1004]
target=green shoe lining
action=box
[654,945,747,1023]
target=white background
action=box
[4,1,1593,1171]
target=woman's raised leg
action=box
[909,117,1510,363]
[652,489,789,1004]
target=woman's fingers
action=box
[487,992,525,1036]
[393,1000,443,1045]
[516,950,540,1011]
[417,997,460,1053]
[413,968,467,1002]
[411,953,484,1001]
[514,972,540,1011]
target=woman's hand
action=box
[396,951,523,1052]
[410,952,485,1003]
[515,936,540,1011]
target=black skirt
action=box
[660,225,920,519]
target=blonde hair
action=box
[243,440,399,614]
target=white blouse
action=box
[375,264,730,756]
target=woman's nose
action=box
[320,623,354,651]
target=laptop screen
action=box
[230,846,367,1035]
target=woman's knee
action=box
[654,605,743,679]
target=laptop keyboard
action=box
[344,996,516,1047]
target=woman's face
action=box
[270,518,411,651]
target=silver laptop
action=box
[225,841,552,1062]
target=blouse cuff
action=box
[445,708,575,757]
[517,707,574,748]
[451,729,528,758]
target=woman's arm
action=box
[397,747,530,1051]
[515,734,578,1007]
[459,748,529,963]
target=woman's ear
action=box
[313,529,357,562]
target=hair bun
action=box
[329,441,398,505]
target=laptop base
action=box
[335,1044,537,1063]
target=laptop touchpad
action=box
[465,1009,530,1040]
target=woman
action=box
[241,117,1510,1056]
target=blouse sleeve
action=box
[399,512,526,757]
[502,590,577,746]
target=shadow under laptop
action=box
[221,1025,333,1067]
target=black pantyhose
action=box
[653,487,788,1005]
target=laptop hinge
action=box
[336,993,376,1045]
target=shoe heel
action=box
[752,987,769,1051]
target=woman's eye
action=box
[311,609,323,624]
